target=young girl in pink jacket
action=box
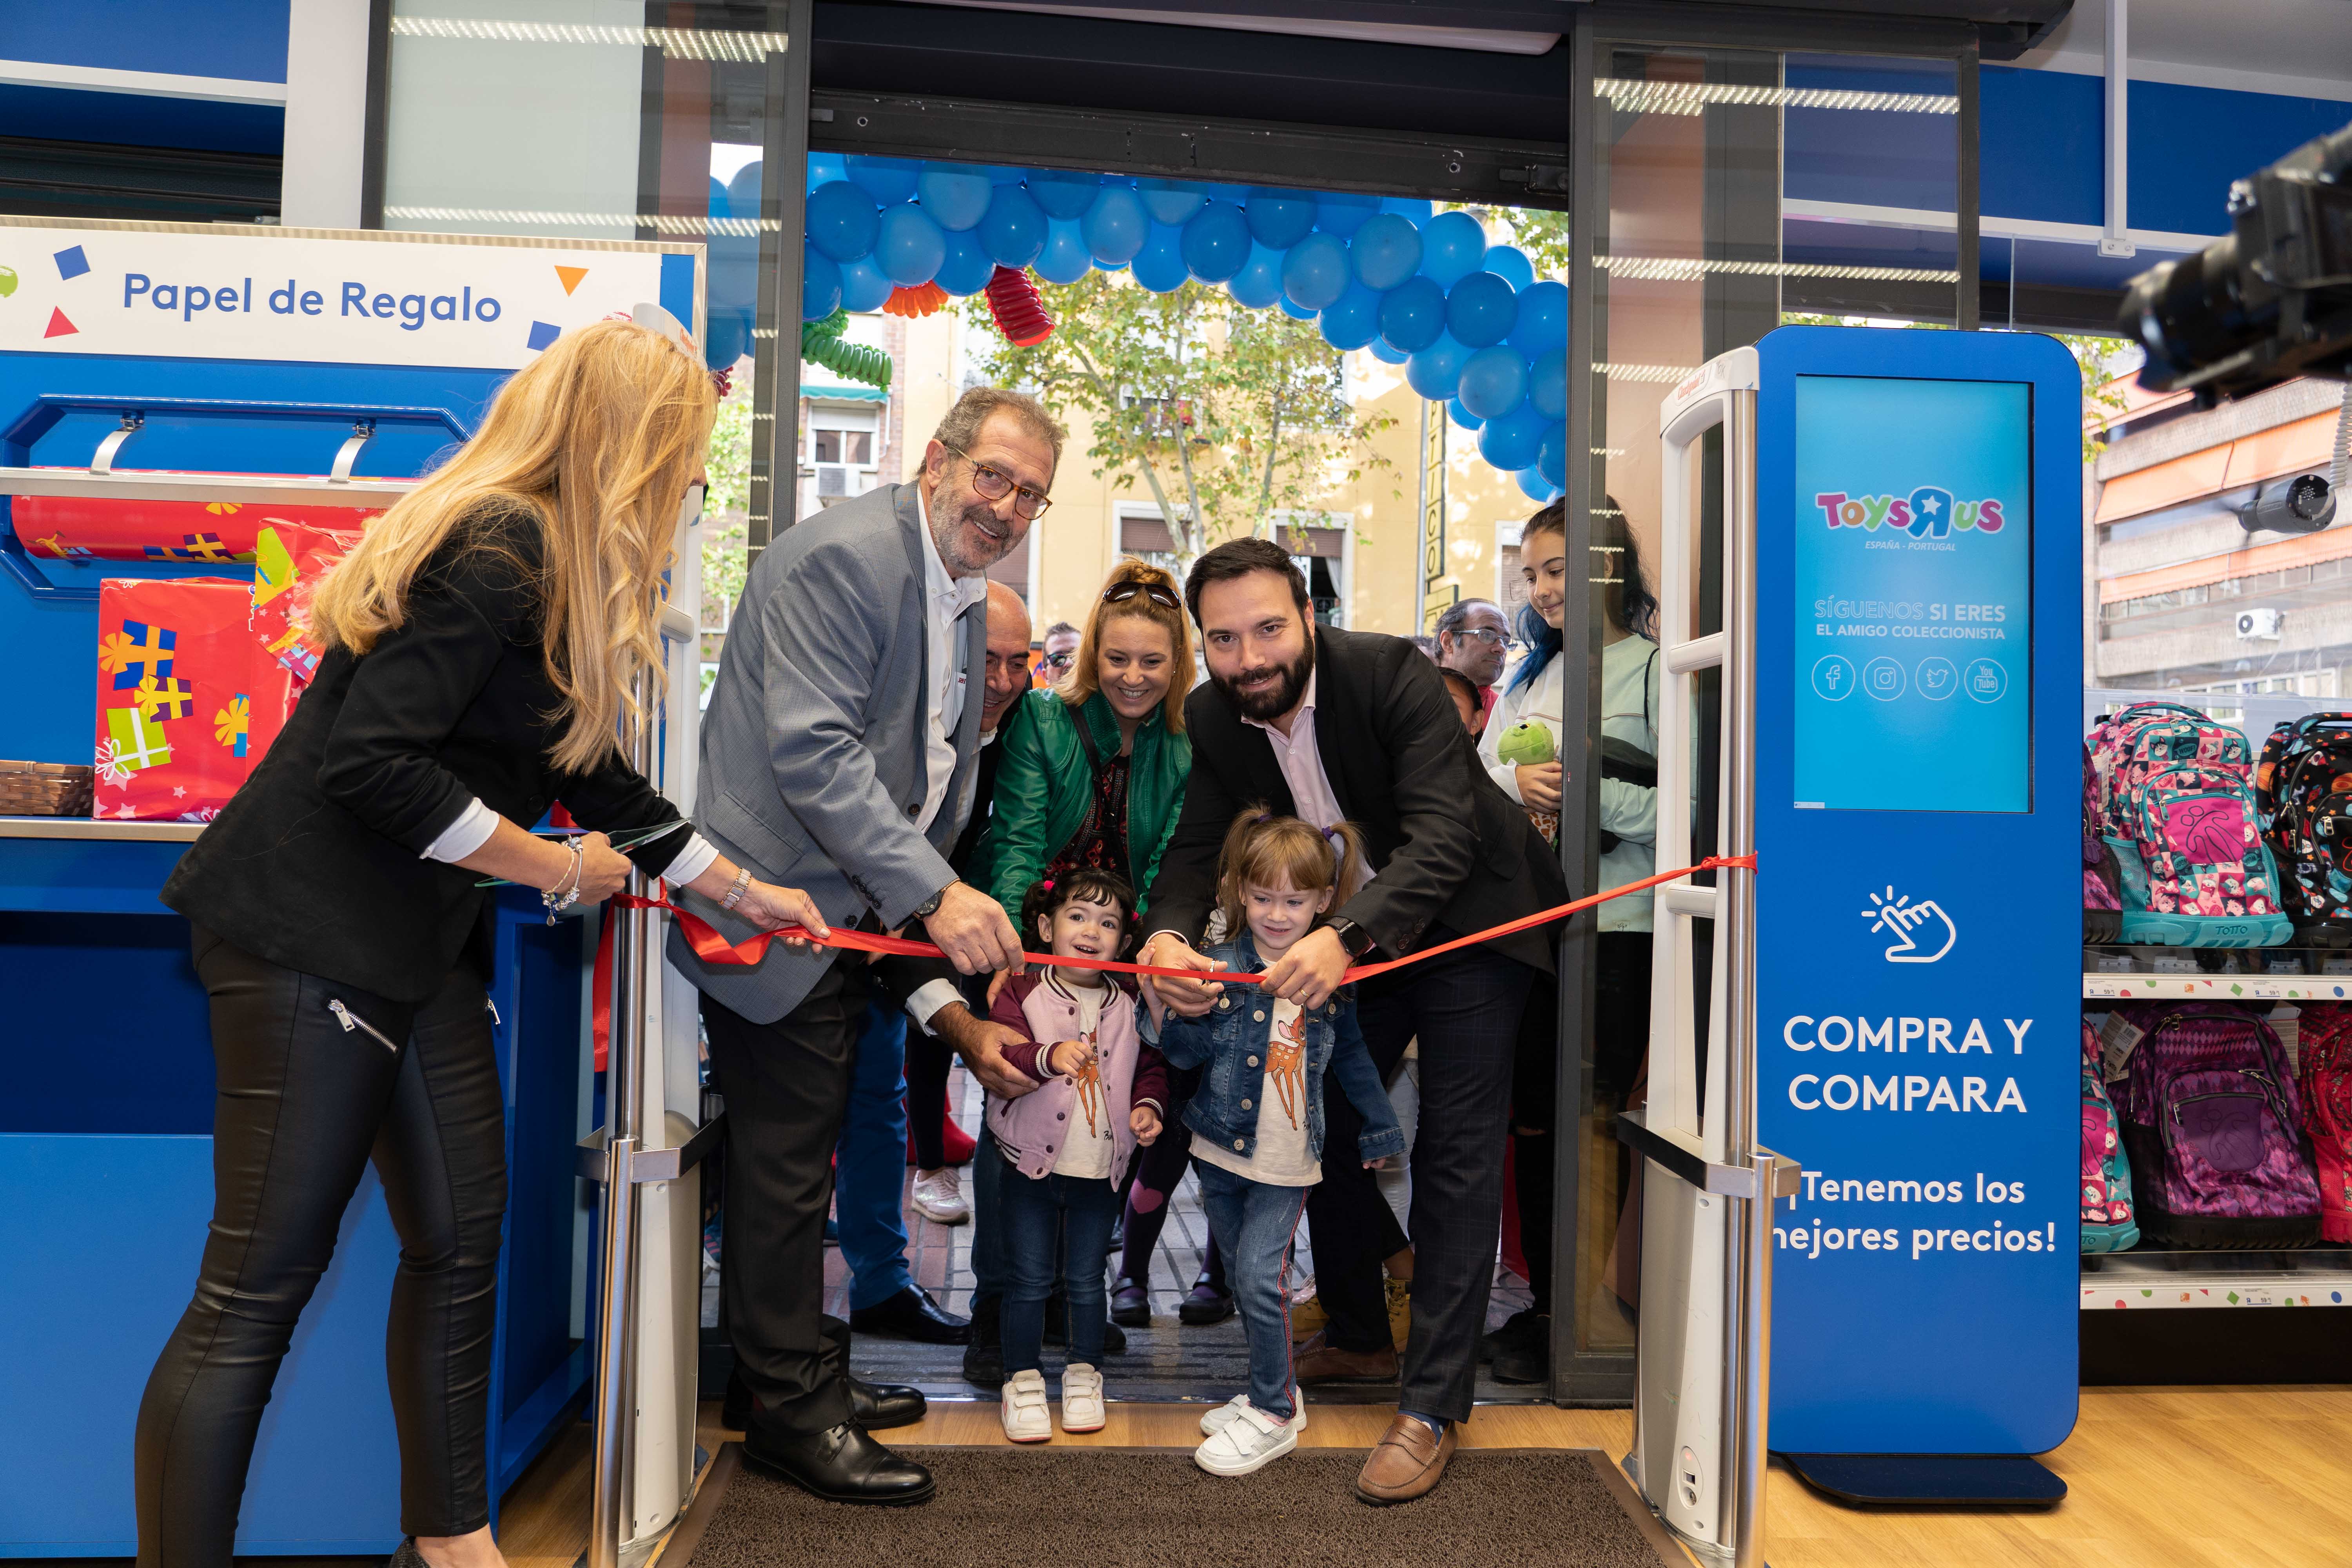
[986,867,1168,1442]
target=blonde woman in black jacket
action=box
[142,320,824,1568]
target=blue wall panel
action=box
[1981,67,2105,229]
[4,2,290,84]
[2128,80,2352,238]
[0,85,285,156]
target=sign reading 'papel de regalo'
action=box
[1752,326,2082,1457]
[0,224,681,369]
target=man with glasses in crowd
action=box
[1434,598,1510,735]
[1035,620,1080,687]
[677,387,1059,1504]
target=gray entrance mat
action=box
[670,1445,1685,1568]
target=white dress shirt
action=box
[915,485,989,835]
[1241,670,1375,892]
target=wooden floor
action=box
[490,1386,2352,1568]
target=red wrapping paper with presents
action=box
[89,519,359,819]
[20,494,379,562]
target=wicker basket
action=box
[0,760,94,817]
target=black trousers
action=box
[1307,929,1535,1422]
[136,930,506,1566]
[905,1025,954,1170]
[699,951,867,1434]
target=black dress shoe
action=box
[1111,1278,1151,1327]
[727,1368,926,1432]
[1492,1312,1552,1385]
[740,1420,936,1505]
[851,1376,926,1429]
[962,1295,1003,1387]
[849,1285,971,1345]
[1179,1274,1236,1325]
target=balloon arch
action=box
[705,154,1567,505]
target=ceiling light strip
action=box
[1598,255,1958,283]
[390,17,788,61]
[384,206,778,235]
[1595,78,1956,116]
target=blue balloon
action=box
[1483,243,1536,292]
[1228,243,1285,309]
[936,229,996,296]
[916,165,993,230]
[1368,338,1410,365]
[1377,275,1447,353]
[704,305,750,370]
[876,202,947,287]
[1406,333,1472,401]
[1537,428,1566,487]
[1448,397,1483,432]
[1138,178,1208,227]
[1132,224,1189,293]
[1350,212,1423,291]
[1082,185,1151,265]
[1316,193,1381,237]
[1508,279,1568,358]
[1281,231,1351,312]
[708,176,730,218]
[1027,169,1102,219]
[1381,196,1436,222]
[801,246,841,320]
[1446,270,1519,348]
[707,232,758,313]
[1419,211,1488,289]
[983,165,1026,185]
[1181,202,1252,283]
[1035,218,1093,285]
[1246,187,1317,249]
[838,253,894,314]
[1517,466,1558,504]
[978,184,1048,268]
[1478,402,1547,472]
[846,154,919,206]
[806,152,847,192]
[808,180,881,262]
[1457,345,1528,421]
[1279,294,1318,321]
[1528,348,1568,420]
[726,161,763,221]
[1318,283,1381,350]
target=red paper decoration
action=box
[984,265,1055,347]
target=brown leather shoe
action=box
[1292,1330,1399,1383]
[1356,1412,1458,1504]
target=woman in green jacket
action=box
[977,557,1225,1323]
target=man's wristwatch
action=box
[1327,917,1377,959]
[911,885,950,920]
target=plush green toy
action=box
[1495,719,1556,767]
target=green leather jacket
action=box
[976,686,1192,931]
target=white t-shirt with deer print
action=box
[1191,995,1321,1188]
[1049,973,1119,1181]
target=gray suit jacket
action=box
[671,481,986,1025]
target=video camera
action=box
[2119,120,2352,405]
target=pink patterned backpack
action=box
[2080,1019,2138,1252]
[2296,1003,2352,1243]
[2087,702,2292,947]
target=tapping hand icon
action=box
[1859,886,1958,964]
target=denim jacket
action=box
[1142,929,1406,1169]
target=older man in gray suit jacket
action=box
[676,387,1061,1504]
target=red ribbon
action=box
[592,854,1757,1071]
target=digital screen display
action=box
[1791,375,2032,813]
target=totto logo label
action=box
[1815,488,2005,539]
[1860,886,1958,963]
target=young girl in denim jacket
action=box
[986,867,1169,1444]
[1144,809,1405,1477]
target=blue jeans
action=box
[1194,1161,1310,1421]
[997,1143,1120,1376]
[833,997,914,1312]
[969,1123,1007,1322]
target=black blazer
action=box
[163,511,691,1002]
[1143,624,1565,975]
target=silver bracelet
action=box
[720,864,753,910]
[543,838,584,925]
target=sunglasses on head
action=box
[1103,580,1181,610]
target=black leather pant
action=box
[136,930,507,1566]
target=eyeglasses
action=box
[1103,580,1181,611]
[944,444,1053,519]
[1454,626,1507,645]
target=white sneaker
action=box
[911,1167,969,1225]
[1061,1362,1107,1432]
[1198,1386,1307,1437]
[1193,1401,1298,1475]
[1001,1369,1052,1443]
